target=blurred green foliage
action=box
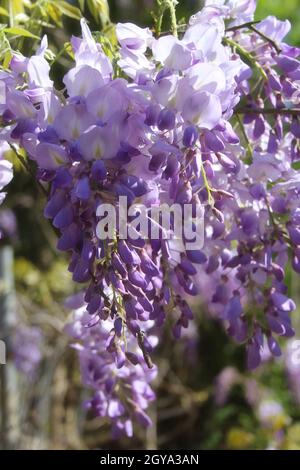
[256,0,300,45]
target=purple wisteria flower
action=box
[1,0,300,437]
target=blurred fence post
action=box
[0,244,20,449]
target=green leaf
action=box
[0,7,9,17]
[78,0,85,11]
[52,1,82,20]
[292,161,300,171]
[11,0,24,16]
[3,50,12,69]
[4,27,40,39]
[46,3,62,26]
[87,0,110,26]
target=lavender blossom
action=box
[0,3,300,438]
[65,302,157,438]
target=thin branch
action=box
[166,0,178,38]
[155,0,178,37]
[249,25,282,54]
[236,107,300,116]
[226,19,282,54]
[226,20,262,32]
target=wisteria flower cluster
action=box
[1,0,300,437]
[65,294,157,438]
